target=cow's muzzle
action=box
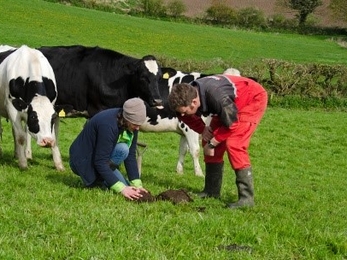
[39,138,56,148]
[152,99,162,106]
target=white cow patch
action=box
[144,60,159,75]
[223,68,241,76]
[142,116,180,132]
[28,95,57,146]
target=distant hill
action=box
[168,0,346,28]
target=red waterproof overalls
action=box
[208,75,267,169]
[179,75,268,170]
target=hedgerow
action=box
[239,59,347,109]
[158,56,347,110]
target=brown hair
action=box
[168,83,198,111]
[117,112,134,134]
[117,112,127,129]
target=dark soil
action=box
[137,190,157,202]
[136,189,193,204]
[156,189,193,204]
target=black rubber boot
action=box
[198,162,224,198]
[228,167,254,209]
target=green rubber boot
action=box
[228,167,254,209]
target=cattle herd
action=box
[0,44,240,176]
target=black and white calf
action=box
[0,45,63,170]
[140,68,208,176]
[139,67,241,177]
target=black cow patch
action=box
[12,98,28,111]
[9,77,25,99]
[179,121,189,133]
[27,105,39,134]
[9,76,57,107]
[0,49,15,64]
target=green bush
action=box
[204,2,237,25]
[138,0,167,17]
[267,14,298,30]
[167,0,186,18]
[236,7,266,29]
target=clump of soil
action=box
[136,189,193,204]
[157,189,193,204]
[136,190,156,202]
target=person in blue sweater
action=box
[69,98,148,200]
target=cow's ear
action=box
[55,104,75,117]
[161,67,177,79]
[12,98,28,111]
[55,105,63,114]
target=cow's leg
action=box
[11,122,28,169]
[0,117,2,157]
[52,145,64,171]
[176,136,188,174]
[136,142,148,177]
[51,117,64,171]
[185,130,204,177]
[11,126,17,158]
[25,131,32,160]
[136,151,143,176]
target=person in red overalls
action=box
[168,74,268,208]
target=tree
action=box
[329,0,347,22]
[205,0,237,25]
[237,7,266,29]
[140,0,166,17]
[278,0,322,26]
[167,0,186,18]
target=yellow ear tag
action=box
[163,73,169,79]
[59,109,66,118]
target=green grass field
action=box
[1,109,346,259]
[1,0,347,259]
[1,0,346,71]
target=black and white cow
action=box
[0,45,63,170]
[38,45,163,118]
[0,45,17,156]
[139,67,241,177]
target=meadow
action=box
[0,0,347,259]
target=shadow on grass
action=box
[141,169,204,193]
[0,148,71,170]
[46,170,84,189]
[0,151,20,168]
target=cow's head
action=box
[9,76,58,148]
[129,55,163,107]
[26,95,58,148]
